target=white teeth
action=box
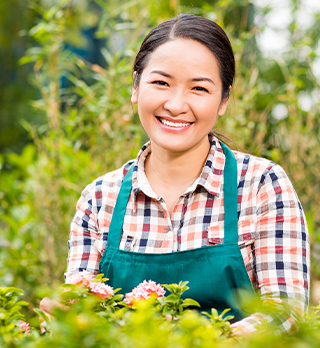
[160,118,191,127]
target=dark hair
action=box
[133,14,235,101]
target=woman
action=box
[64,14,310,334]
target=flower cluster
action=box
[124,280,166,306]
[88,282,114,299]
[66,274,165,305]
[67,271,95,286]
[67,271,114,299]
[19,321,30,334]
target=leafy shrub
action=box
[2,279,320,348]
[0,0,319,320]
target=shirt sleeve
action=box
[64,182,102,283]
[232,163,310,334]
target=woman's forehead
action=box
[142,38,221,79]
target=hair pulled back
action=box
[133,14,235,101]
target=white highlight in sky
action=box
[272,104,289,121]
[298,92,313,112]
[253,0,320,57]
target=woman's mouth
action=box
[157,117,192,128]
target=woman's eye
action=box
[152,80,168,86]
[193,86,209,92]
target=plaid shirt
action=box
[66,133,310,333]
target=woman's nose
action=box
[163,91,189,116]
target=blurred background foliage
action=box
[0,0,319,317]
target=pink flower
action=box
[65,272,114,300]
[124,292,135,306]
[67,274,83,285]
[88,282,114,299]
[124,280,165,306]
[19,321,30,334]
[67,271,95,286]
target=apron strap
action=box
[106,164,135,250]
[106,141,239,250]
[219,142,238,244]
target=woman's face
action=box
[131,38,229,155]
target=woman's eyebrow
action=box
[149,70,172,78]
[149,70,215,85]
[191,77,215,85]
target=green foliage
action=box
[0,0,320,322]
[0,0,41,153]
[0,287,29,346]
[203,308,234,337]
[2,281,320,347]
[159,281,200,317]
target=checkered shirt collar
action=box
[131,132,226,204]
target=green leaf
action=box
[15,301,29,307]
[162,294,178,303]
[2,288,24,296]
[19,55,36,65]
[220,308,232,317]
[112,294,124,302]
[33,308,50,323]
[181,298,200,308]
[162,307,175,316]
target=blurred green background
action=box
[0,0,319,317]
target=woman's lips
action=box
[156,117,193,132]
[158,117,191,127]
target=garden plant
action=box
[0,0,320,346]
[3,277,320,347]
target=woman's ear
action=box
[131,71,138,104]
[218,86,231,116]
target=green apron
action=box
[99,142,255,321]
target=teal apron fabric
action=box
[99,142,255,321]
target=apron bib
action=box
[99,142,255,321]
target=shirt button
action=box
[167,231,173,239]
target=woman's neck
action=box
[144,138,211,191]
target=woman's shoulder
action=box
[232,149,291,184]
[234,150,275,169]
[214,136,280,176]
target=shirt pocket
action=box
[207,220,255,250]
[238,218,256,278]
[238,239,255,263]
[123,234,135,251]
[207,220,255,280]
[93,228,109,256]
[207,222,224,245]
[119,232,138,251]
[94,231,137,254]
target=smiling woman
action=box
[59,14,309,336]
[131,39,228,152]
[131,38,229,215]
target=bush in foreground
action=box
[1,276,320,347]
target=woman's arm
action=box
[232,163,310,334]
[65,182,102,283]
